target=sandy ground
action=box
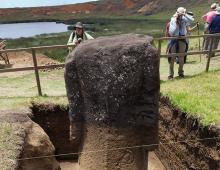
[59,152,166,170]
[0,51,59,77]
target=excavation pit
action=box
[16,98,220,170]
[30,103,77,161]
[27,103,165,170]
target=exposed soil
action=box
[30,103,78,160]
[157,96,220,170]
[0,51,59,77]
[0,0,206,20]
[3,97,219,169]
[59,161,79,170]
[59,152,165,170]
[30,103,166,170]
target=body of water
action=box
[0,22,68,39]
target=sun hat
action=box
[216,7,220,14]
[74,22,84,29]
[177,7,186,15]
[211,3,218,9]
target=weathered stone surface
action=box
[20,122,60,170]
[65,34,160,170]
[0,111,31,170]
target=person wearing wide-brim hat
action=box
[167,7,194,79]
[67,22,94,53]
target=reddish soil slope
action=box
[0,0,207,19]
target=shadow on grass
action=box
[160,68,220,84]
[185,60,198,64]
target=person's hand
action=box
[176,15,182,25]
[76,38,82,45]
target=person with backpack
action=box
[167,7,194,79]
[67,22,94,54]
[165,11,197,60]
[208,7,220,57]
[202,3,218,51]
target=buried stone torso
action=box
[65,34,160,170]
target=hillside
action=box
[0,0,209,22]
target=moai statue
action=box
[65,34,160,170]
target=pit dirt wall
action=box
[157,97,220,170]
[29,99,220,170]
[30,103,78,160]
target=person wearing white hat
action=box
[208,7,220,57]
[67,22,94,53]
[167,7,194,79]
[169,7,194,36]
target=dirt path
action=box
[0,51,59,77]
[59,152,166,170]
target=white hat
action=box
[216,7,220,14]
[211,3,218,9]
[177,7,186,15]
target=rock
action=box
[65,34,160,170]
[20,122,60,170]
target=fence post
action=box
[32,48,42,96]
[205,36,214,72]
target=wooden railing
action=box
[0,44,73,96]
[155,33,220,72]
[0,33,220,96]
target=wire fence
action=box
[17,136,220,161]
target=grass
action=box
[0,69,66,97]
[0,122,24,170]
[0,96,68,111]
[161,69,220,126]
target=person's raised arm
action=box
[169,17,178,36]
[183,13,194,25]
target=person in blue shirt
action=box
[169,8,194,36]
[208,7,220,57]
[167,7,194,79]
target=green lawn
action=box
[0,122,24,170]
[161,69,220,126]
[0,70,66,97]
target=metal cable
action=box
[17,137,220,161]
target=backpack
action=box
[165,21,171,37]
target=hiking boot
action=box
[168,75,173,80]
[179,74,184,78]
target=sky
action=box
[0,0,97,8]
